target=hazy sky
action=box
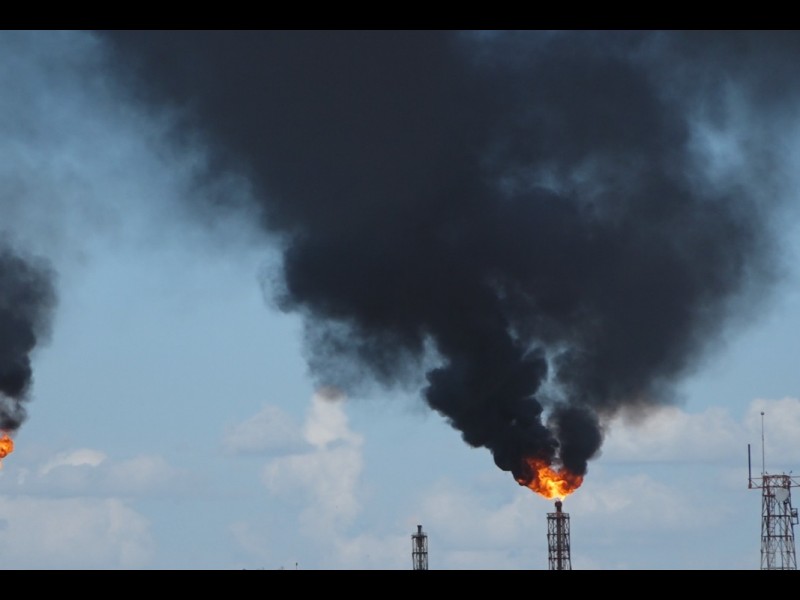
[1,30,799,570]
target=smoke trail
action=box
[100,31,800,484]
[0,243,57,431]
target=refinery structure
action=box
[404,412,800,571]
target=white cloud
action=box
[413,480,546,569]
[263,440,363,536]
[9,448,190,497]
[104,455,185,494]
[444,549,531,570]
[600,397,800,465]
[224,393,375,566]
[39,448,107,475]
[222,404,307,456]
[419,481,538,547]
[0,496,153,569]
[263,394,363,534]
[304,388,360,449]
[228,521,277,568]
[229,392,367,563]
[745,397,800,466]
[568,473,722,530]
[0,448,193,568]
[329,532,415,570]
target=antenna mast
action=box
[761,411,766,476]
[748,411,799,570]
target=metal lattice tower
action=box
[748,412,799,570]
[547,500,571,570]
[412,524,428,570]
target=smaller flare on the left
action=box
[0,432,14,468]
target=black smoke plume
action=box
[100,31,800,484]
[0,243,57,431]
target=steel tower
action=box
[412,524,428,570]
[547,500,571,570]
[749,412,799,570]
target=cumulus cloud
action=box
[419,481,538,547]
[39,448,107,475]
[745,397,800,466]
[568,473,722,530]
[103,455,189,495]
[222,405,307,456]
[600,397,800,465]
[602,405,743,463]
[0,446,200,568]
[228,520,277,568]
[329,532,410,570]
[0,496,153,569]
[10,448,191,497]
[230,391,460,570]
[303,387,360,448]
[262,391,364,536]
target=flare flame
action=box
[516,457,583,500]
[0,433,14,469]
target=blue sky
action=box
[0,30,799,570]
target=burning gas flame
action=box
[0,432,13,469]
[516,457,583,500]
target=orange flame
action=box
[516,457,583,500]
[0,433,13,469]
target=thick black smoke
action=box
[101,31,800,483]
[0,243,57,431]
